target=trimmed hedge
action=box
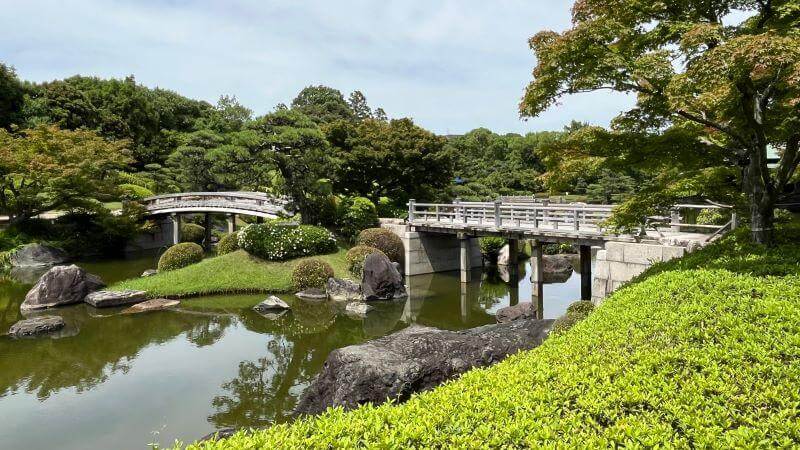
[238,222,337,261]
[181,223,800,449]
[216,232,239,255]
[158,242,204,272]
[292,259,334,290]
[180,223,206,244]
[356,228,403,263]
[345,245,386,278]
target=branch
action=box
[775,134,800,189]
[674,109,749,149]
[756,0,773,30]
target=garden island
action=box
[1,1,799,448]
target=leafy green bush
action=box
[180,223,206,244]
[552,300,595,334]
[216,232,239,255]
[775,209,794,224]
[117,183,154,201]
[179,224,800,449]
[238,223,337,261]
[376,197,407,219]
[479,236,506,257]
[356,228,404,263]
[292,259,334,290]
[696,208,728,225]
[346,245,386,278]
[158,242,204,272]
[336,196,379,240]
[543,242,575,255]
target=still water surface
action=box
[0,254,585,449]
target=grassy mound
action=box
[113,248,349,297]
[179,224,800,448]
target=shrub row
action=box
[182,224,800,449]
[238,222,337,261]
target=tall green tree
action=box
[521,0,800,244]
[290,85,354,124]
[0,63,25,130]
[0,126,132,222]
[249,109,333,224]
[348,90,372,121]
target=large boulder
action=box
[84,290,147,308]
[20,265,105,311]
[295,318,554,415]
[542,254,574,283]
[496,302,537,323]
[9,243,69,268]
[7,315,65,338]
[361,252,407,301]
[326,278,362,302]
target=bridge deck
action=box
[142,191,291,218]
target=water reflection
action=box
[0,256,586,449]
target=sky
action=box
[0,0,635,135]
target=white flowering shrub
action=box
[238,222,337,261]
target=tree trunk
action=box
[750,201,775,245]
[743,149,776,245]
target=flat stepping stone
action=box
[122,298,180,314]
[295,288,327,301]
[345,302,373,318]
[8,315,65,338]
[85,290,148,308]
[253,296,290,313]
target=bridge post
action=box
[507,239,519,283]
[227,214,236,234]
[670,209,681,232]
[580,245,592,300]
[459,233,472,283]
[408,199,415,221]
[170,213,181,245]
[494,200,502,226]
[530,240,544,319]
[204,213,212,250]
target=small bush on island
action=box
[239,222,337,261]
[336,196,379,240]
[356,228,403,263]
[180,223,205,244]
[216,232,239,255]
[479,236,506,258]
[117,183,154,201]
[292,259,334,290]
[346,245,386,278]
[158,242,204,272]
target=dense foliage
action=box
[180,223,205,244]
[345,245,385,278]
[158,242,204,272]
[355,228,404,263]
[479,236,507,258]
[551,300,594,334]
[179,223,800,448]
[520,1,800,243]
[216,232,239,255]
[335,196,379,240]
[238,223,337,261]
[291,259,335,290]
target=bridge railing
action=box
[142,192,291,214]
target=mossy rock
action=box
[158,242,204,272]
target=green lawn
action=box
[112,248,350,297]
[179,223,800,448]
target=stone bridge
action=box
[138,192,292,247]
[382,199,735,306]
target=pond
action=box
[0,254,587,449]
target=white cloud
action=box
[0,0,635,134]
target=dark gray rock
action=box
[253,296,290,313]
[361,252,407,301]
[326,278,362,302]
[20,265,105,311]
[84,290,147,308]
[199,428,240,443]
[9,243,69,267]
[296,318,554,415]
[122,298,180,314]
[344,302,373,318]
[141,269,158,277]
[496,302,537,323]
[7,315,65,338]
[295,288,327,301]
[543,255,574,283]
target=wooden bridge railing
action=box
[142,192,291,216]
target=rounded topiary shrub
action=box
[346,245,386,278]
[238,222,337,261]
[292,259,334,290]
[180,223,206,244]
[158,242,204,272]
[216,231,239,255]
[336,196,379,240]
[356,228,403,263]
[118,183,154,201]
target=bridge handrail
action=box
[143,191,290,204]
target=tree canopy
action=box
[521,0,800,243]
